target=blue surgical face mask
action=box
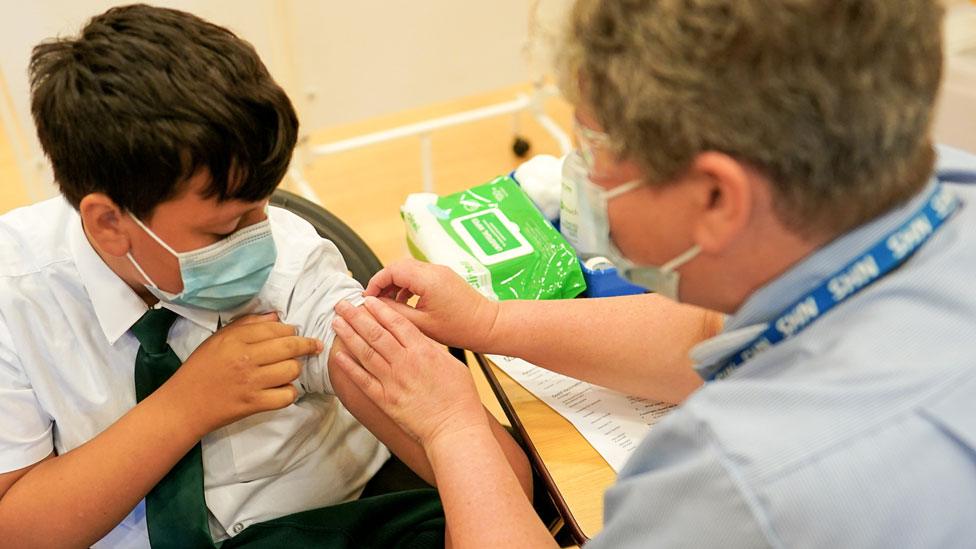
[126,213,277,311]
[579,175,700,301]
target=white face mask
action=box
[579,176,701,301]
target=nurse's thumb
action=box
[376,297,427,327]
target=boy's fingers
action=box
[235,321,299,343]
[227,312,279,326]
[257,385,299,411]
[253,359,303,388]
[251,336,323,364]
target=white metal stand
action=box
[286,82,572,204]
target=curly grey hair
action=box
[558,0,945,236]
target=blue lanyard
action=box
[937,169,976,184]
[708,182,961,382]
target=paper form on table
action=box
[487,354,675,472]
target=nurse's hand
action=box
[362,259,500,351]
[332,297,488,447]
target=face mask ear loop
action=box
[126,252,160,289]
[126,213,175,290]
[603,180,643,201]
[128,213,180,257]
[660,244,702,274]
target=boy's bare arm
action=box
[0,392,211,547]
[328,341,533,499]
[0,315,320,547]
[0,455,51,511]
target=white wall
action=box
[3,0,973,200]
[0,0,535,127]
[935,1,976,153]
[0,1,535,198]
[281,1,530,129]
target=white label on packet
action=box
[401,193,498,300]
[449,208,534,266]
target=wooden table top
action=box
[476,354,617,544]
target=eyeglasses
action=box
[573,117,623,177]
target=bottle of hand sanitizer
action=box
[560,150,600,257]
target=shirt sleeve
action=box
[0,317,54,473]
[284,236,366,396]
[587,412,775,549]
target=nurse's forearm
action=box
[483,294,722,403]
[427,424,557,549]
[0,390,202,547]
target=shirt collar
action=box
[691,177,941,376]
[68,212,219,345]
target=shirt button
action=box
[232,523,244,534]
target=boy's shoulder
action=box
[244,204,363,312]
[265,204,339,277]
[267,204,319,241]
[0,197,75,278]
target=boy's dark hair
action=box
[29,3,298,219]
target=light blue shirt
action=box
[589,147,976,548]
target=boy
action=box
[0,5,530,547]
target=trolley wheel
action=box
[512,136,531,157]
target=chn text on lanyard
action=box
[708,180,962,382]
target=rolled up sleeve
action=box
[286,240,366,396]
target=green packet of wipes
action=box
[402,175,586,300]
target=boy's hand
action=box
[158,312,323,437]
[363,259,500,351]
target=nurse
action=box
[333,0,976,546]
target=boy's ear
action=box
[78,193,131,257]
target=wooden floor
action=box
[298,83,573,264]
[1,82,574,266]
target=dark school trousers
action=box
[222,457,445,549]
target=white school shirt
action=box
[0,198,389,547]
